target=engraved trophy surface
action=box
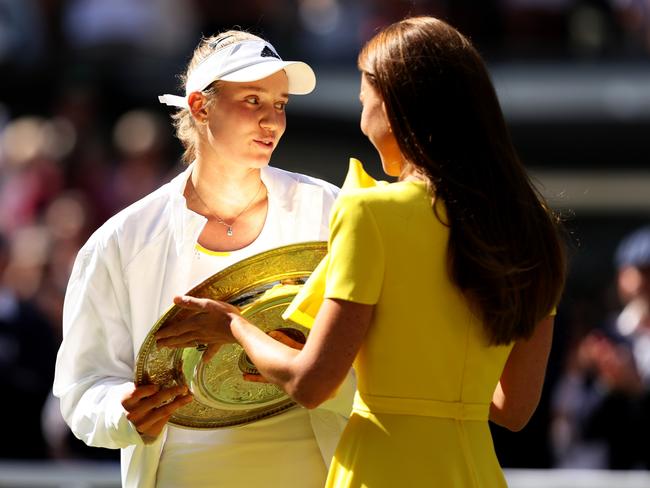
[134,242,326,429]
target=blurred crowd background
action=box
[1,0,650,474]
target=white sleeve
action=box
[315,177,340,240]
[53,235,145,449]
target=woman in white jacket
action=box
[53,30,352,488]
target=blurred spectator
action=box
[611,0,650,54]
[37,191,96,339]
[295,0,365,64]
[49,84,119,227]
[194,0,296,52]
[60,0,198,106]
[0,0,44,68]
[0,116,66,233]
[107,109,171,214]
[551,225,650,469]
[0,230,57,459]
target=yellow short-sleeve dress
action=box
[286,159,514,487]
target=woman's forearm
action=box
[229,313,302,388]
[489,316,554,431]
[229,299,373,408]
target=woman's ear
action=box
[188,92,209,124]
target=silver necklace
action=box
[192,179,264,237]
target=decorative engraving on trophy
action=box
[134,242,327,428]
[205,286,239,300]
[218,376,283,404]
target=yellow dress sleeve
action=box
[324,192,385,304]
[282,158,385,328]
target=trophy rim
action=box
[134,241,326,429]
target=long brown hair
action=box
[359,17,566,345]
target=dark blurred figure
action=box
[551,225,650,469]
[0,0,48,114]
[0,231,57,459]
[107,109,172,214]
[59,0,198,114]
[611,0,650,55]
[0,116,66,234]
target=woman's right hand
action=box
[121,384,193,438]
[155,296,240,361]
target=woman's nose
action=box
[259,106,281,132]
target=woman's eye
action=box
[245,97,259,105]
[275,102,287,111]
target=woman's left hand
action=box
[155,295,241,361]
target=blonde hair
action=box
[171,30,262,164]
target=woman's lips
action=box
[254,139,274,150]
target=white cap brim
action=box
[220,60,315,95]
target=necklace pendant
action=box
[226,226,233,237]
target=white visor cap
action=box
[159,39,316,108]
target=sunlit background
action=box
[1,1,649,486]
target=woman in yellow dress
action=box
[156,16,567,486]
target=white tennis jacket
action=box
[53,163,354,487]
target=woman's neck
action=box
[399,164,427,184]
[188,157,265,219]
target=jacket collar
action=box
[167,162,327,255]
[169,163,206,256]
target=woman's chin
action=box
[240,156,272,170]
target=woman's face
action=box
[198,70,289,170]
[359,71,403,177]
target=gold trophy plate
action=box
[134,241,326,429]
